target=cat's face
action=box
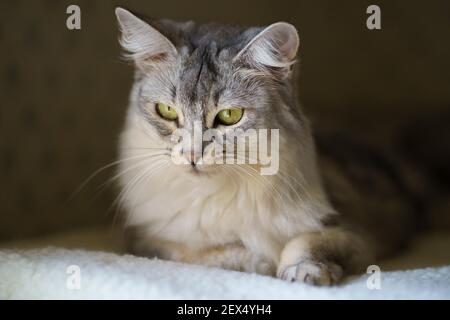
[116,8,300,174]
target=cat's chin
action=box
[179,163,220,178]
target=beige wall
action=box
[1,0,449,240]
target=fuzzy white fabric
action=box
[1,247,449,299]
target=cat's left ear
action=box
[234,22,299,78]
[115,7,177,70]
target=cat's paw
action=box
[277,259,343,286]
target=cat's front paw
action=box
[277,259,343,286]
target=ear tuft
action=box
[115,7,177,69]
[235,22,300,77]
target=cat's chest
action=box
[125,169,323,259]
[130,176,276,248]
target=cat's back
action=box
[315,133,420,258]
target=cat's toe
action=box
[277,259,343,286]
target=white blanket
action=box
[1,228,449,299]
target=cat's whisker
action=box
[111,158,170,218]
[217,154,280,207]
[93,153,170,201]
[70,152,166,202]
[216,151,301,209]
[98,153,170,190]
[244,167,287,211]
[112,160,161,214]
[271,154,319,198]
[275,159,315,199]
[110,163,154,227]
[118,161,171,227]
[223,166,240,190]
[226,165,272,201]
[226,154,288,211]
[229,153,303,200]
[109,158,158,212]
[125,161,171,211]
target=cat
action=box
[114,7,418,285]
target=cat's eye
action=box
[156,103,178,121]
[216,108,243,126]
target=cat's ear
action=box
[234,22,299,78]
[115,7,177,70]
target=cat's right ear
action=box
[234,22,299,79]
[115,8,177,70]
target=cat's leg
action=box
[277,227,374,286]
[179,243,276,275]
[124,229,275,275]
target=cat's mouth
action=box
[189,164,201,175]
[183,160,217,177]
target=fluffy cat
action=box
[115,7,417,285]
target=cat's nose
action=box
[189,151,196,166]
[185,150,201,166]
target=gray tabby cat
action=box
[115,7,417,285]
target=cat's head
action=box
[116,8,303,176]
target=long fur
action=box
[115,8,417,285]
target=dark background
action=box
[1,0,449,241]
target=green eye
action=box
[156,103,178,121]
[216,108,243,126]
